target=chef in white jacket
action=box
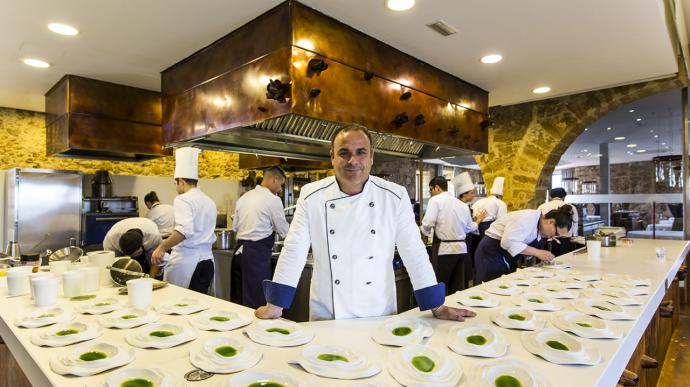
[102,217,161,276]
[256,125,476,321]
[471,176,508,238]
[151,147,217,293]
[537,188,578,237]
[144,191,175,237]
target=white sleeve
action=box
[497,201,508,219]
[571,204,579,237]
[395,189,437,291]
[500,218,532,257]
[102,231,119,254]
[464,205,478,233]
[420,197,438,237]
[269,196,290,238]
[271,195,311,287]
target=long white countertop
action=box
[0,238,687,387]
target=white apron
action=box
[164,245,213,289]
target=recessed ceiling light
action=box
[48,23,79,36]
[606,127,612,131]
[596,154,603,157]
[584,128,589,131]
[662,142,667,145]
[582,149,588,152]
[636,118,642,122]
[650,129,654,133]
[385,0,415,11]
[532,86,551,94]
[654,135,658,138]
[627,144,637,148]
[636,149,646,153]
[23,58,50,68]
[614,136,626,140]
[629,109,635,113]
[480,54,503,64]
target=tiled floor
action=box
[658,302,690,386]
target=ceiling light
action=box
[385,0,415,11]
[629,109,635,113]
[650,129,654,133]
[480,54,503,64]
[582,149,588,152]
[596,154,603,157]
[614,137,626,140]
[23,58,50,68]
[532,86,551,94]
[627,144,637,148]
[48,23,79,36]
[654,135,658,138]
[295,39,315,51]
[584,128,589,131]
[636,118,642,122]
[606,127,612,131]
[662,142,667,145]
[636,149,646,153]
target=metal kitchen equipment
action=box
[91,170,113,198]
[213,229,236,250]
[5,241,20,258]
[108,257,148,286]
[82,195,139,246]
[48,244,84,262]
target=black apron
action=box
[231,233,275,309]
[474,235,546,284]
[468,220,494,285]
[431,234,466,294]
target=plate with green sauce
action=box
[190,309,253,331]
[50,342,135,376]
[551,311,624,339]
[154,298,209,315]
[31,321,103,347]
[388,344,462,386]
[458,291,500,308]
[582,288,643,306]
[104,368,177,387]
[473,359,548,387]
[228,371,306,387]
[483,281,523,296]
[245,320,314,347]
[371,317,433,347]
[15,307,73,328]
[511,292,562,311]
[126,322,198,349]
[74,297,121,315]
[535,283,578,299]
[98,308,160,329]
[190,337,262,374]
[521,329,601,365]
[292,344,381,379]
[491,307,546,331]
[448,323,509,358]
[573,299,637,320]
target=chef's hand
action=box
[151,246,166,265]
[255,303,283,319]
[431,305,476,321]
[474,210,488,224]
[535,249,555,263]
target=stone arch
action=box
[475,76,688,210]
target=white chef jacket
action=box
[472,195,508,223]
[420,191,476,255]
[537,198,579,237]
[233,185,289,241]
[145,203,175,237]
[264,176,444,321]
[102,217,161,262]
[165,187,217,288]
[484,209,542,257]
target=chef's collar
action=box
[335,176,371,197]
[151,202,160,209]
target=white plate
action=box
[104,368,181,387]
[470,359,551,387]
[31,321,102,347]
[155,298,209,315]
[571,274,601,282]
[189,309,253,331]
[490,307,547,331]
[602,274,651,287]
[551,312,624,339]
[74,298,121,315]
[227,371,311,387]
[518,267,556,278]
[99,308,160,329]
[290,344,381,379]
[511,292,562,311]
[14,307,74,328]
[581,288,643,306]
[126,322,198,349]
[245,320,314,347]
[541,260,571,270]
[506,275,539,287]
[371,317,433,347]
[591,281,649,296]
[50,341,135,376]
[549,277,588,289]
[189,336,262,373]
[521,329,601,365]
[572,299,638,320]
[457,290,500,308]
[535,283,579,299]
[387,344,462,387]
[447,323,509,358]
[483,281,524,296]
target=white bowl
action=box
[190,309,253,331]
[491,307,547,331]
[472,359,550,387]
[457,290,501,307]
[291,344,381,379]
[245,320,314,347]
[190,336,262,373]
[99,308,159,329]
[371,317,433,347]
[50,341,135,376]
[104,368,177,387]
[31,321,102,347]
[483,281,524,296]
[126,322,198,349]
[536,283,579,299]
[155,298,209,315]
[573,299,637,320]
[387,344,462,386]
[521,329,601,365]
[74,298,121,315]
[15,307,74,328]
[447,323,509,358]
[512,292,562,311]
[227,371,307,387]
[551,311,624,339]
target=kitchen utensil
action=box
[598,234,617,247]
[48,246,84,262]
[108,258,148,286]
[5,241,21,258]
[213,229,235,250]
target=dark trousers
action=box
[437,253,469,294]
[474,237,517,284]
[188,259,214,294]
[231,234,275,309]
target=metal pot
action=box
[598,234,617,247]
[108,257,148,286]
[213,229,236,250]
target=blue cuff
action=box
[262,280,297,309]
[414,283,446,310]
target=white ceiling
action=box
[0,0,679,112]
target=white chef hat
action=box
[174,147,201,180]
[452,172,475,195]
[490,176,505,196]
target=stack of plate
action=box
[511,292,562,311]
[290,344,381,379]
[227,371,310,387]
[457,290,500,308]
[371,317,433,347]
[31,321,102,347]
[189,310,253,331]
[447,324,509,358]
[49,341,135,376]
[126,322,198,349]
[14,307,73,328]
[245,320,314,347]
[189,336,262,373]
[99,308,159,329]
[155,298,209,315]
[74,298,120,315]
[387,344,462,386]
[572,299,637,320]
[551,312,624,339]
[490,307,547,331]
[104,368,179,387]
[521,329,601,365]
[469,359,550,387]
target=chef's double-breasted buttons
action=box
[334,279,340,285]
[366,281,372,285]
[369,202,374,207]
[331,254,337,260]
[329,229,335,235]
[330,203,335,209]
[370,229,376,234]
[368,256,374,260]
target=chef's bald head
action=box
[331,125,373,151]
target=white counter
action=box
[0,238,687,387]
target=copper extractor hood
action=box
[162,0,489,161]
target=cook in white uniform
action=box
[451,171,483,288]
[256,125,476,322]
[537,188,579,237]
[471,176,508,237]
[151,147,217,293]
[144,191,175,237]
[421,176,485,294]
[102,217,161,276]
[231,166,290,308]
[474,207,574,283]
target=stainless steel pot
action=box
[213,229,236,250]
[598,234,617,247]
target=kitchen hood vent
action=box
[162,1,488,161]
[427,20,458,37]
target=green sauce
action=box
[392,327,412,336]
[495,375,522,387]
[527,298,543,303]
[70,295,96,301]
[120,379,154,387]
[592,305,611,311]
[546,340,569,351]
[411,355,435,372]
[149,330,175,337]
[547,288,558,292]
[576,322,593,328]
[466,335,487,345]
[209,316,231,322]
[214,345,237,357]
[175,303,189,307]
[469,295,484,300]
[317,353,349,362]
[37,313,55,318]
[248,383,285,387]
[55,329,79,336]
[79,351,107,361]
[265,327,290,335]
[604,293,619,298]
[508,314,526,321]
[95,302,111,306]
[121,314,138,319]
[498,285,509,289]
